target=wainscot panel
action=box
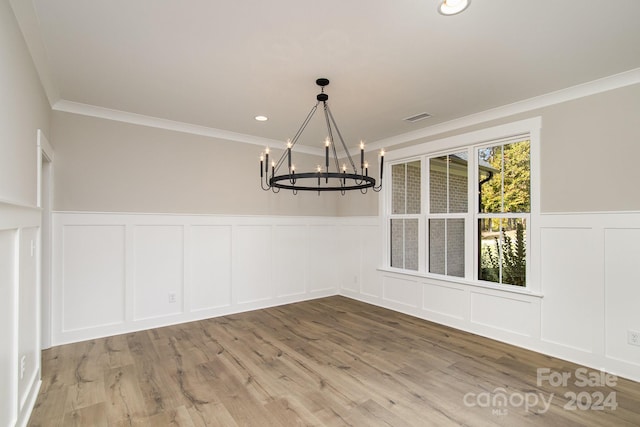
[51,212,378,346]
[233,225,272,304]
[189,225,232,310]
[346,212,640,383]
[307,225,340,294]
[470,291,536,337]
[0,228,18,427]
[18,226,40,414]
[383,274,421,309]
[133,225,184,320]
[540,227,600,353]
[0,201,42,427]
[360,224,382,297]
[605,228,640,367]
[61,225,125,331]
[337,225,361,294]
[422,281,466,321]
[273,225,307,298]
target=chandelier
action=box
[259,78,383,195]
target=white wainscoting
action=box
[51,212,378,346]
[342,211,640,383]
[51,211,640,382]
[0,201,42,427]
[62,224,126,330]
[538,212,640,382]
[605,228,640,365]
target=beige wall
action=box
[51,111,345,216]
[538,84,640,212]
[335,154,380,216]
[1,4,51,426]
[376,83,640,214]
[51,83,640,216]
[0,0,50,206]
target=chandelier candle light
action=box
[259,78,383,195]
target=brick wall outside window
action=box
[429,167,467,214]
[428,159,467,277]
[429,219,464,276]
[390,161,420,270]
[392,162,420,214]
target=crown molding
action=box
[51,67,640,158]
[369,67,640,151]
[10,0,640,157]
[52,100,323,156]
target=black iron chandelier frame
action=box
[260,78,383,195]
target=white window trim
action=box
[380,117,542,296]
[424,151,469,278]
[386,158,424,271]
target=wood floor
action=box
[29,296,640,426]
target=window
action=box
[384,119,538,290]
[427,153,467,277]
[389,161,420,270]
[477,140,530,286]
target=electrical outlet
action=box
[20,355,26,379]
[628,330,640,347]
[168,292,177,304]
[353,275,358,284]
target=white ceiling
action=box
[14,0,640,150]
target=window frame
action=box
[425,152,470,278]
[388,158,425,271]
[380,117,541,295]
[474,138,531,287]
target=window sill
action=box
[377,267,544,298]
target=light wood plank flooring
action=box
[29,296,640,426]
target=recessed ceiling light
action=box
[438,0,471,16]
[255,115,268,122]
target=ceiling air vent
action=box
[403,112,432,123]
